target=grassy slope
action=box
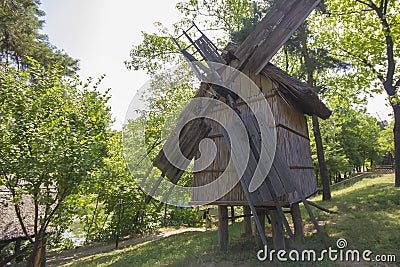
[64,174,400,266]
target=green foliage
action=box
[379,121,394,155]
[310,107,382,180]
[76,132,161,243]
[64,174,399,266]
[126,0,273,75]
[315,0,399,99]
[0,0,78,73]
[0,59,112,257]
[308,174,400,254]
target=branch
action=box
[0,244,31,267]
[379,0,384,10]
[42,187,68,233]
[14,203,34,244]
[306,200,340,214]
[3,170,34,244]
[383,0,388,15]
[33,190,38,237]
[370,0,396,95]
[337,47,385,83]
[330,9,374,16]
[354,0,374,9]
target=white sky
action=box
[40,0,392,129]
[40,0,182,129]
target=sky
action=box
[40,1,393,129]
[40,0,182,129]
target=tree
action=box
[379,121,394,156]
[73,131,162,245]
[126,0,271,75]
[0,60,112,265]
[318,0,399,186]
[0,0,78,73]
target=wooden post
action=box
[256,208,265,233]
[230,206,235,223]
[270,209,285,250]
[218,206,229,251]
[243,206,252,236]
[290,203,304,240]
[254,207,266,246]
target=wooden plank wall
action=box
[192,71,317,205]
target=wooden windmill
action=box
[141,0,331,250]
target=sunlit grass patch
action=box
[64,173,400,266]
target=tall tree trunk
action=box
[27,232,45,267]
[313,115,331,200]
[393,104,400,187]
[299,23,331,200]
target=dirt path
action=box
[46,227,206,266]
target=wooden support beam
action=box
[156,184,176,212]
[230,206,235,223]
[234,0,322,75]
[243,206,252,236]
[256,208,266,233]
[145,174,165,204]
[139,165,154,188]
[270,209,285,250]
[254,207,266,247]
[290,203,304,241]
[218,206,229,251]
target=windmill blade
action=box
[235,0,321,75]
[153,118,211,184]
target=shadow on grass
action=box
[308,175,400,256]
[67,225,264,267]
[68,174,400,266]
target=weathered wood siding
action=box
[192,71,317,206]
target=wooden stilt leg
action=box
[230,206,235,223]
[243,206,252,236]
[254,207,266,246]
[270,209,285,250]
[218,206,229,251]
[291,203,304,241]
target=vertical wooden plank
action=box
[290,203,304,241]
[270,209,285,250]
[218,205,229,251]
[230,206,235,223]
[243,206,252,236]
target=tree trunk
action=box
[393,104,400,187]
[27,233,45,267]
[312,115,331,200]
[299,23,331,201]
[15,238,23,263]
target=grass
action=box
[306,173,400,255]
[63,173,400,266]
